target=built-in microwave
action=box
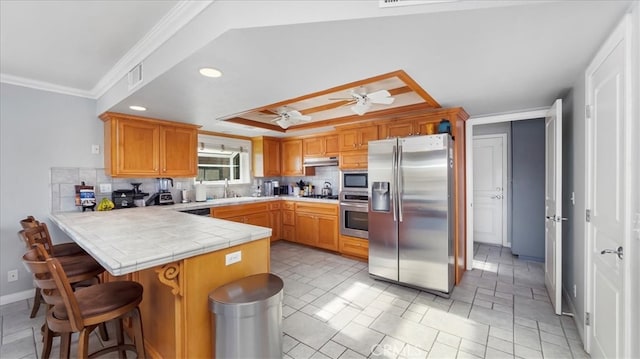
[341,170,368,191]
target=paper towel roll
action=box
[195,183,207,202]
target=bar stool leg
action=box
[131,307,146,359]
[59,332,71,359]
[30,287,42,318]
[41,323,53,359]
[77,328,91,359]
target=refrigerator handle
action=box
[398,143,403,222]
[392,144,397,222]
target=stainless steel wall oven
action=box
[339,191,369,239]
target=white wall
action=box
[0,83,102,300]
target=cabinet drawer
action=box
[268,202,281,210]
[339,236,368,259]
[211,202,269,219]
[295,202,338,216]
[282,201,295,211]
[282,211,295,225]
[282,225,296,242]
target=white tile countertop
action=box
[49,206,272,276]
[168,195,339,211]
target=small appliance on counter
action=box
[112,189,135,209]
[131,183,149,207]
[145,177,175,206]
[279,185,289,195]
[321,182,333,197]
[272,181,280,196]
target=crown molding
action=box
[0,73,95,98]
[91,0,214,98]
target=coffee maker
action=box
[145,178,174,205]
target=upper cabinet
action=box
[281,139,304,176]
[338,125,378,152]
[379,116,440,139]
[252,136,281,177]
[100,112,199,178]
[303,135,339,157]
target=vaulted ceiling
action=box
[1,1,633,137]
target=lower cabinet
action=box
[294,202,338,251]
[211,202,270,227]
[268,202,281,241]
[339,235,369,260]
[281,201,296,242]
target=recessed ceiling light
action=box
[199,67,222,78]
[129,105,147,111]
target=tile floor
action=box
[0,242,589,358]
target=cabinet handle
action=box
[352,143,356,148]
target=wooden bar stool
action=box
[19,216,86,257]
[19,226,107,359]
[18,220,104,318]
[22,244,146,359]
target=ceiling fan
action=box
[330,87,395,115]
[266,107,311,129]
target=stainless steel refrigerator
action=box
[368,134,454,294]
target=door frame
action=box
[472,133,509,247]
[465,109,548,269]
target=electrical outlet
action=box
[225,251,242,266]
[7,269,18,282]
[176,182,182,189]
[91,144,100,154]
[99,183,112,193]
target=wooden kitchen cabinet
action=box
[281,139,304,176]
[379,116,440,139]
[269,202,281,242]
[100,112,199,178]
[211,202,270,228]
[303,135,339,157]
[339,234,369,260]
[281,201,296,242]
[338,125,378,151]
[339,150,368,170]
[252,136,281,177]
[294,202,338,251]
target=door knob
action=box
[600,246,623,260]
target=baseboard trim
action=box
[0,289,34,306]
[562,285,585,342]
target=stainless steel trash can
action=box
[209,273,284,358]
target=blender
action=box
[146,178,174,205]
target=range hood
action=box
[303,156,339,167]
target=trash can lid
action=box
[209,273,283,305]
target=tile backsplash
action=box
[50,165,341,212]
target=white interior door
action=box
[473,135,506,246]
[544,99,562,315]
[586,16,630,359]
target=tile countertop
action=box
[49,206,272,276]
[49,196,338,276]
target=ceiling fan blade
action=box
[351,101,371,116]
[367,90,395,104]
[276,118,290,129]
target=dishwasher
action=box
[181,208,212,216]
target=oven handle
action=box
[339,202,369,209]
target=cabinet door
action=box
[282,210,295,225]
[282,225,296,242]
[264,138,281,176]
[269,210,281,242]
[316,215,338,251]
[338,129,360,151]
[303,137,325,157]
[339,235,369,259]
[414,119,438,136]
[339,150,368,170]
[295,213,317,245]
[324,135,339,156]
[358,126,379,150]
[281,139,303,176]
[245,212,270,227]
[380,120,413,139]
[161,126,197,177]
[116,120,160,176]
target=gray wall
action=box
[511,119,545,260]
[0,83,102,299]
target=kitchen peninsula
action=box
[50,205,272,359]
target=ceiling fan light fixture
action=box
[199,67,222,78]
